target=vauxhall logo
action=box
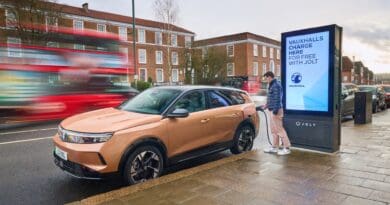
[295,121,317,127]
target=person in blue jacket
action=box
[262,71,291,155]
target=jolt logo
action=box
[291,72,302,84]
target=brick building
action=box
[194,32,281,86]
[0,2,194,84]
[342,56,353,83]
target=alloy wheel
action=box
[237,126,254,152]
[129,150,161,184]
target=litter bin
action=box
[354,91,372,124]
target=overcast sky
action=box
[58,0,390,73]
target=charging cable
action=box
[256,106,272,146]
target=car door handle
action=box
[201,119,210,123]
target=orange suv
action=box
[53,86,259,184]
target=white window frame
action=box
[276,49,280,60]
[343,76,348,82]
[202,47,208,59]
[138,29,145,43]
[5,9,17,28]
[172,52,179,65]
[156,50,163,64]
[73,20,84,30]
[227,63,235,76]
[171,34,177,46]
[138,49,147,64]
[45,16,58,30]
[155,31,162,45]
[253,44,258,57]
[119,27,128,41]
[270,47,274,59]
[7,37,21,57]
[227,45,234,57]
[253,62,259,76]
[262,63,267,74]
[139,68,147,82]
[262,46,267,58]
[47,41,59,48]
[156,68,164,83]
[185,36,191,48]
[172,69,179,82]
[270,60,275,73]
[97,24,106,32]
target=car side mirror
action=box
[166,108,189,118]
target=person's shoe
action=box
[264,146,278,153]
[277,148,291,155]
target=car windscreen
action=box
[120,88,182,115]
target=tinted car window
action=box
[219,90,245,105]
[173,91,206,113]
[120,88,182,114]
[208,91,230,108]
[384,86,390,92]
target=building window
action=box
[156,69,164,83]
[47,42,59,48]
[270,60,275,73]
[202,47,208,59]
[270,48,274,59]
[171,34,177,46]
[276,49,280,60]
[227,63,234,76]
[185,36,191,48]
[262,46,267,57]
[74,44,85,50]
[138,29,145,43]
[119,27,127,41]
[97,24,106,32]
[7,37,21,57]
[73,20,83,30]
[155,31,162,45]
[262,63,267,74]
[343,76,348,82]
[140,68,147,82]
[253,62,259,76]
[138,49,147,64]
[253,44,258,57]
[156,51,163,64]
[172,52,178,65]
[276,65,281,76]
[172,69,179,82]
[227,45,234,57]
[45,16,58,30]
[5,9,17,28]
[120,47,129,63]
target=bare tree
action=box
[0,0,63,44]
[185,47,229,85]
[153,0,179,84]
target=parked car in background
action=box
[358,85,387,113]
[383,85,390,108]
[53,86,259,185]
[341,83,358,117]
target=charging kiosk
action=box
[281,25,342,153]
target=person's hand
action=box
[272,109,278,115]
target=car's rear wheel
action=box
[230,124,255,154]
[123,145,163,185]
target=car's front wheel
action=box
[230,124,255,154]
[123,145,164,185]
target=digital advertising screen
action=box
[284,31,330,113]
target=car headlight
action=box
[58,126,113,144]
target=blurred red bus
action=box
[0,26,137,124]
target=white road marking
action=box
[0,136,53,145]
[0,128,57,136]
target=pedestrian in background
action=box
[262,71,291,155]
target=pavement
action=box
[69,110,390,205]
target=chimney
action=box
[82,3,89,13]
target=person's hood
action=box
[60,108,161,133]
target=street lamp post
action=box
[132,0,137,88]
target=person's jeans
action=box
[269,109,291,148]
